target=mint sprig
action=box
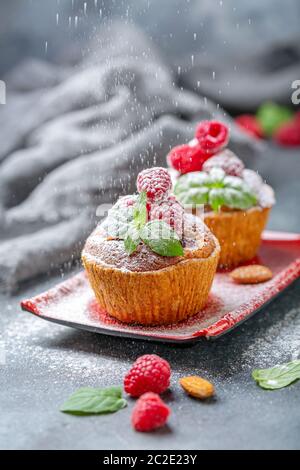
[252,360,300,390]
[133,191,147,230]
[174,168,257,212]
[124,225,140,255]
[60,386,127,415]
[101,195,137,239]
[140,220,184,257]
[104,192,184,257]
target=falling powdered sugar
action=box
[241,307,300,368]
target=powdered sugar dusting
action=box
[5,306,129,387]
[241,307,300,367]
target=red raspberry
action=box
[149,196,184,236]
[295,111,300,124]
[131,392,170,432]
[124,354,171,397]
[274,121,300,147]
[118,195,137,207]
[202,149,245,177]
[195,120,229,153]
[137,167,172,201]
[167,144,212,174]
[235,114,264,139]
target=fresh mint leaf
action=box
[174,168,257,212]
[133,191,147,230]
[124,226,140,255]
[60,386,127,415]
[101,193,147,249]
[209,167,226,184]
[102,196,137,239]
[124,235,139,255]
[223,187,257,210]
[122,193,147,254]
[103,192,184,257]
[144,237,184,257]
[252,360,300,390]
[140,220,184,257]
[223,175,244,190]
[177,187,209,205]
[208,188,226,212]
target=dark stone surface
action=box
[0,144,300,450]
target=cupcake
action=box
[168,121,275,268]
[82,167,220,325]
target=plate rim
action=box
[21,230,300,343]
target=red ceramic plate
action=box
[21,231,300,343]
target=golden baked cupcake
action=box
[82,167,220,325]
[168,121,275,268]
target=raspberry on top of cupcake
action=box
[168,120,275,213]
[167,120,275,268]
[100,167,185,256]
[99,166,217,259]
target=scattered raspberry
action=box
[149,196,185,236]
[295,111,300,124]
[230,265,273,284]
[167,144,212,174]
[235,114,264,139]
[274,121,300,147]
[124,354,171,397]
[137,167,172,201]
[202,149,245,177]
[195,120,229,154]
[131,392,170,432]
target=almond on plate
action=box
[230,264,273,284]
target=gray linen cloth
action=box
[0,22,259,292]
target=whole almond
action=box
[230,264,273,284]
[179,376,215,399]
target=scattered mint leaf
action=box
[140,220,184,257]
[174,168,257,212]
[256,102,294,137]
[60,386,127,415]
[252,360,300,390]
